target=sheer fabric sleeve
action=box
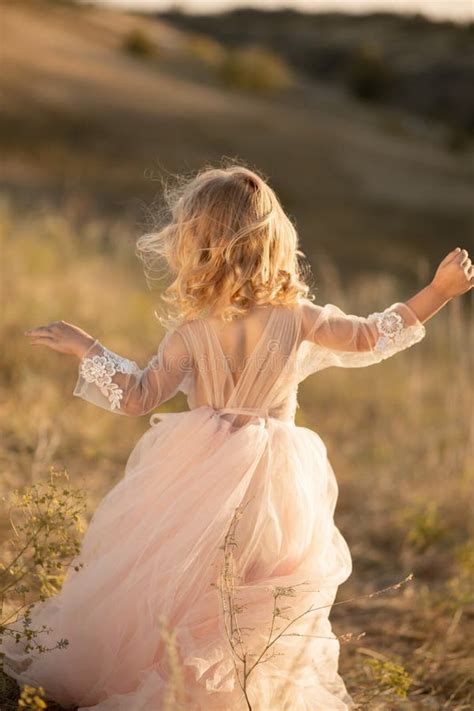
[296,300,426,382]
[73,328,192,416]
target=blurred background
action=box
[1,0,473,708]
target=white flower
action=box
[79,351,137,409]
[80,355,116,386]
[369,310,405,353]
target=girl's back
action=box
[178,303,301,425]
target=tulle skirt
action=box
[2,406,354,710]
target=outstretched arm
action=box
[24,322,191,416]
[297,248,472,376]
[405,247,472,322]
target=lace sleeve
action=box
[73,329,192,416]
[296,300,426,382]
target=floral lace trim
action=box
[368,309,423,353]
[79,349,138,410]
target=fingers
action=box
[24,321,65,337]
[25,330,55,345]
[439,247,462,266]
[459,260,474,293]
[461,254,472,286]
[460,250,471,266]
[23,320,87,355]
[26,333,56,350]
[25,325,55,342]
[25,326,52,337]
[24,322,63,347]
[439,247,471,269]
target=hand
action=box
[430,247,473,300]
[24,321,96,358]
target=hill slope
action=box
[1,0,473,282]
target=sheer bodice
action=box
[73,299,426,427]
[177,305,301,425]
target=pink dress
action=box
[2,300,426,710]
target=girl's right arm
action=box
[25,322,192,416]
[72,329,191,415]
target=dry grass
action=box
[0,1,473,707]
[0,198,472,708]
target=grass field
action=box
[1,1,473,708]
[1,198,472,709]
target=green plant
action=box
[0,468,86,658]
[17,684,47,709]
[364,658,412,699]
[187,33,225,69]
[123,30,157,60]
[219,45,294,95]
[403,501,447,552]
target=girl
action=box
[3,165,473,710]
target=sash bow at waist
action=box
[214,406,269,422]
[149,405,269,428]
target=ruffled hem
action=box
[2,407,354,710]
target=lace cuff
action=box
[74,341,140,412]
[367,303,426,355]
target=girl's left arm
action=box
[24,322,191,416]
[296,247,472,379]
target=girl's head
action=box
[138,163,310,326]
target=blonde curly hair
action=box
[137,163,311,328]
